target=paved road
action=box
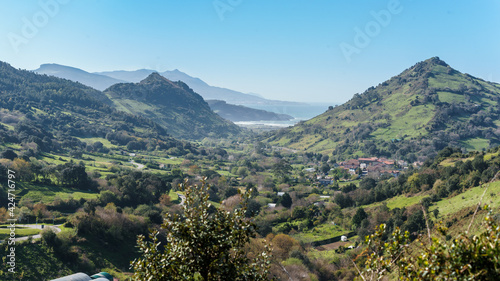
[130,160,145,169]
[177,193,186,206]
[0,224,62,243]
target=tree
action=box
[255,141,265,154]
[320,163,330,174]
[433,208,439,218]
[360,177,377,190]
[403,210,425,235]
[352,207,368,228]
[225,187,239,199]
[245,199,261,218]
[279,192,292,208]
[58,162,94,190]
[272,159,292,182]
[335,193,354,208]
[292,206,305,219]
[131,179,272,281]
[1,149,17,160]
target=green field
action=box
[366,193,427,210]
[484,151,499,161]
[437,91,466,103]
[77,137,120,149]
[18,183,99,204]
[0,227,41,240]
[110,98,157,116]
[428,65,473,90]
[460,138,490,151]
[155,157,184,165]
[430,181,500,218]
[0,122,14,130]
[168,189,179,202]
[216,170,236,177]
[291,222,347,244]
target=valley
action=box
[0,58,499,280]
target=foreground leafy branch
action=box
[357,206,500,280]
[131,179,272,281]
[357,171,500,281]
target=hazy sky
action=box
[1,0,499,103]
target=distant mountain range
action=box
[34,64,127,91]
[35,64,301,106]
[265,57,500,161]
[0,61,241,142]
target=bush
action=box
[131,179,272,280]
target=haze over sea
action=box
[238,103,332,127]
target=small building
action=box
[159,163,170,170]
[382,160,395,166]
[358,157,378,163]
[277,192,285,196]
[318,179,333,186]
[342,159,360,170]
[397,160,408,167]
[341,236,348,242]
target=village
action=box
[309,156,424,187]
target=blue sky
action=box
[1,0,499,103]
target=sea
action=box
[235,103,334,130]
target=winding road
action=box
[0,224,62,243]
[177,193,186,206]
[130,160,145,169]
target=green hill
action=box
[265,57,500,160]
[0,61,184,154]
[104,73,241,140]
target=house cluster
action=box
[311,156,421,186]
[339,157,403,178]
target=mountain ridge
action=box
[265,57,500,161]
[104,73,241,139]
